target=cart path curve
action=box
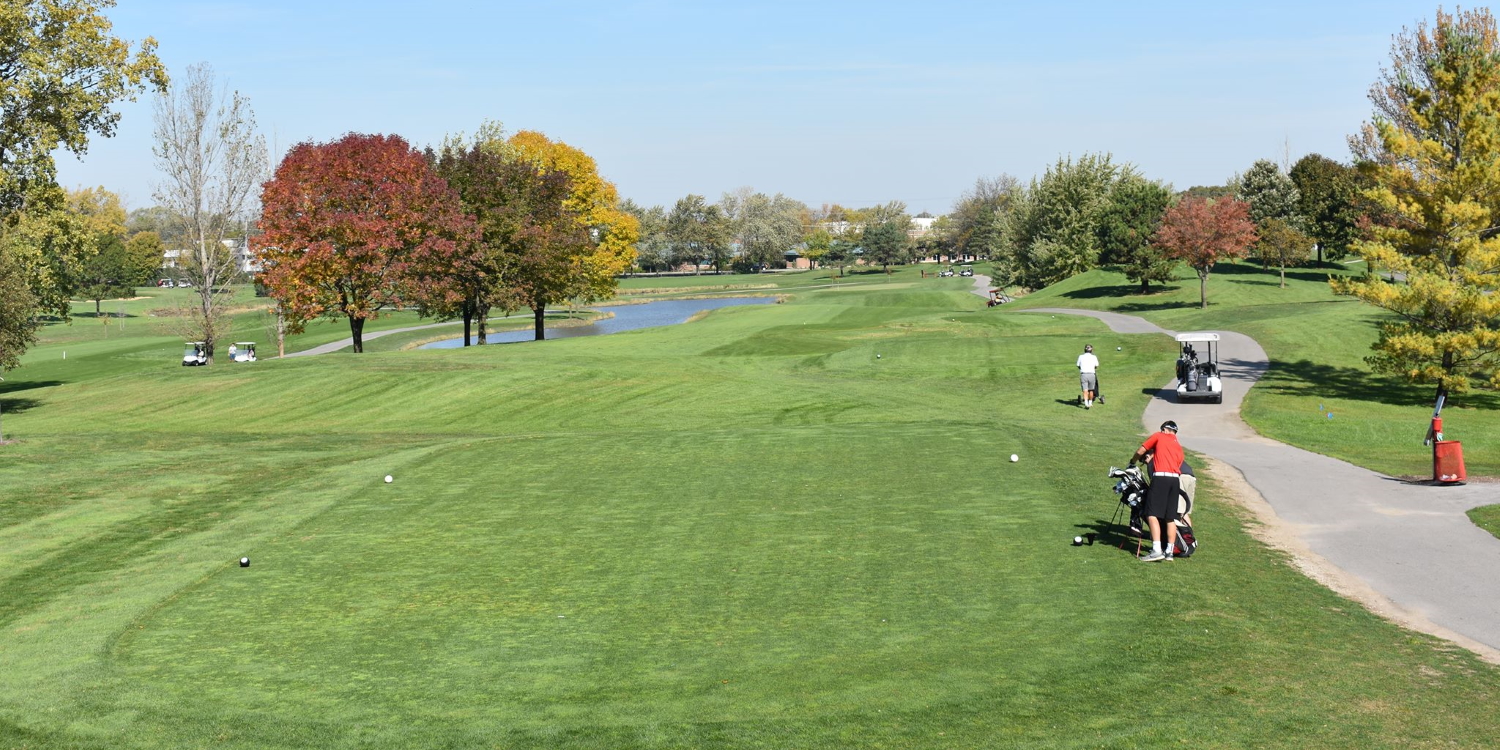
[1026,306,1500,661]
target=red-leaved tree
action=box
[256,133,478,352]
[1151,197,1258,309]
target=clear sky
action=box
[58,1,1431,216]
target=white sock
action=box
[1152,541,1162,554]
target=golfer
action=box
[1130,420,1184,562]
[1076,344,1100,409]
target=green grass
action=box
[1,272,1498,747]
[1012,262,1500,478]
[1469,505,1500,541]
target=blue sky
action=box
[58,1,1430,215]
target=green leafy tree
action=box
[0,0,165,368]
[1333,8,1500,399]
[802,229,833,270]
[1256,218,1313,288]
[1235,159,1301,229]
[666,195,731,273]
[1290,154,1363,263]
[721,189,807,269]
[1008,154,1125,288]
[861,217,912,273]
[1096,176,1175,293]
[621,199,671,272]
[0,0,166,221]
[0,249,39,371]
[949,176,1020,261]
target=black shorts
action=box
[1145,474,1181,521]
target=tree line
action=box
[0,2,1493,396]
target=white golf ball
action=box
[1010,454,1019,462]
[1073,536,1084,545]
[1117,346,1122,351]
[384,475,393,483]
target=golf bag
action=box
[1106,466,1197,557]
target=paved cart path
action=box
[1027,306,1500,659]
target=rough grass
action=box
[0,272,1497,747]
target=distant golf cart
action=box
[229,342,257,363]
[959,266,974,277]
[1175,332,1223,403]
[987,289,1013,307]
[938,267,955,277]
[182,342,207,367]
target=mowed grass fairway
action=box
[2,276,1499,748]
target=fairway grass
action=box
[2,275,1499,747]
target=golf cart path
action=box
[1027,306,1500,661]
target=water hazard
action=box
[418,296,776,349]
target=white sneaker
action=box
[1140,550,1166,562]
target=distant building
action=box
[158,238,260,275]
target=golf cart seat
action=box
[1174,332,1223,404]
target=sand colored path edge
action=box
[1024,306,1500,664]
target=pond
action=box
[418,296,777,349]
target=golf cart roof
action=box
[1175,332,1220,343]
[185,341,204,345]
[233,342,256,346]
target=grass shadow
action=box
[0,380,62,396]
[1261,359,1500,410]
[0,397,42,415]
[1059,284,1183,300]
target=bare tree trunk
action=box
[349,317,365,353]
[462,302,473,347]
[152,63,267,366]
[1199,269,1209,309]
[1280,263,1287,288]
[276,304,286,358]
[533,305,546,341]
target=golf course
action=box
[2,264,1499,748]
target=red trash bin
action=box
[1434,440,1467,483]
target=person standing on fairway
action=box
[1076,344,1100,409]
[1130,420,1184,562]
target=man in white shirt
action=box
[1076,344,1100,409]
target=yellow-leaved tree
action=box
[507,131,639,304]
[1333,8,1500,401]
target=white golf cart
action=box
[1175,332,1223,403]
[182,342,208,367]
[229,342,257,363]
[959,266,974,277]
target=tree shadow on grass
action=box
[72,311,141,320]
[0,381,60,417]
[0,380,61,397]
[1213,262,1339,284]
[1057,284,1193,312]
[1260,360,1500,410]
[0,397,42,416]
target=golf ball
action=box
[1117,346,1122,351]
[1010,454,1019,462]
[239,557,250,567]
[1073,536,1084,545]
[384,475,393,483]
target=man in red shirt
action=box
[1130,420,1184,562]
